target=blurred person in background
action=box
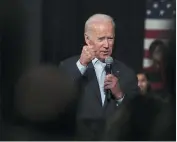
[2,64,80,141]
[137,71,171,102]
[137,71,150,96]
[144,39,167,93]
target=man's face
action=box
[137,73,149,95]
[85,21,115,61]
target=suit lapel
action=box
[83,61,121,108]
[112,61,120,77]
[84,62,102,106]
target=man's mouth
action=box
[102,51,109,54]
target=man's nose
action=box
[103,39,109,48]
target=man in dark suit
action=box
[59,14,140,140]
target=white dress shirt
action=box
[76,58,124,106]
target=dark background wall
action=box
[0,0,42,119]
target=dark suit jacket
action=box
[59,55,140,140]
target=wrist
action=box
[79,59,88,66]
[115,91,123,100]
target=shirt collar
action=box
[92,58,99,65]
[92,58,106,68]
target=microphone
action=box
[105,56,114,101]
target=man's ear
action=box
[84,33,90,45]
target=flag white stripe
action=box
[144,38,168,50]
[145,19,174,30]
[143,58,153,68]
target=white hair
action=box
[84,14,115,34]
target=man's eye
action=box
[108,37,114,40]
[98,37,105,41]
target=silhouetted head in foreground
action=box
[13,64,80,124]
[7,64,80,140]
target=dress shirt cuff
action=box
[76,60,87,75]
[116,94,125,106]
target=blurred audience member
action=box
[137,71,170,102]
[144,39,167,92]
[2,64,79,141]
[137,71,150,95]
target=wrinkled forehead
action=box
[89,22,115,36]
[93,21,113,29]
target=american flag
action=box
[143,0,175,68]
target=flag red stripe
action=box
[144,50,150,58]
[150,82,164,90]
[145,30,171,39]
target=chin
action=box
[98,53,112,61]
[99,56,108,61]
[102,54,111,58]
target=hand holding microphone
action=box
[104,57,123,100]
